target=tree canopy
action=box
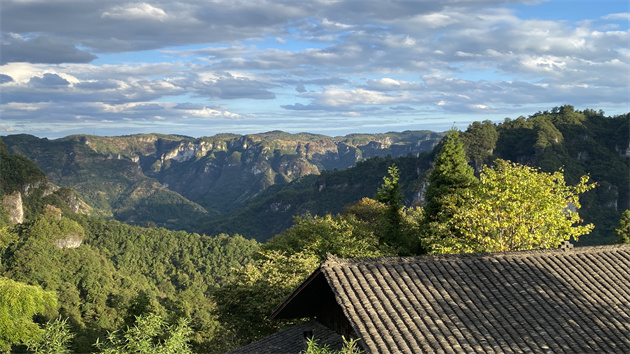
[423,159,595,254]
[0,276,57,351]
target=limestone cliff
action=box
[1,191,24,224]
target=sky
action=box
[0,0,628,139]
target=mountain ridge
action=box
[1,130,444,229]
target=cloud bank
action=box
[0,0,628,137]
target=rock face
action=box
[25,131,442,215]
[57,188,92,214]
[1,191,24,224]
[135,131,442,211]
[54,234,83,249]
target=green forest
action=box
[0,106,628,353]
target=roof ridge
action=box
[321,244,630,267]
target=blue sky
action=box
[1,0,628,139]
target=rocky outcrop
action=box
[54,233,83,249]
[57,189,92,214]
[161,141,213,164]
[22,180,57,197]
[133,131,443,212]
[1,191,24,224]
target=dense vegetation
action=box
[0,153,260,352]
[199,153,429,241]
[0,106,627,352]
[0,210,259,352]
[477,107,629,244]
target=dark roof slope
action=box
[274,244,630,353]
[229,320,344,354]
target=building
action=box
[233,243,630,353]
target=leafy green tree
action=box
[614,210,630,244]
[344,197,422,255]
[264,213,392,261]
[96,313,193,354]
[532,115,563,151]
[0,276,57,351]
[27,318,74,354]
[423,129,477,220]
[423,160,595,254]
[0,226,18,256]
[212,250,320,351]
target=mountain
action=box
[1,134,210,229]
[0,139,90,225]
[199,154,432,241]
[1,130,443,229]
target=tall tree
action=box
[423,160,595,254]
[423,129,477,221]
[374,164,403,246]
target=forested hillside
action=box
[487,107,628,244]
[0,146,260,352]
[0,134,209,230]
[200,154,432,241]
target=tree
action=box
[374,165,403,247]
[0,276,57,351]
[423,160,595,254]
[211,250,320,351]
[423,129,477,220]
[95,313,193,354]
[264,213,390,261]
[27,318,74,354]
[345,198,422,255]
[614,210,630,244]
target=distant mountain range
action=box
[1,130,443,231]
[2,106,628,245]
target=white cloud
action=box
[601,12,630,21]
[307,88,403,107]
[102,3,168,21]
[412,12,457,28]
[184,107,242,119]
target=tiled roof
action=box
[274,244,630,353]
[229,320,344,354]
